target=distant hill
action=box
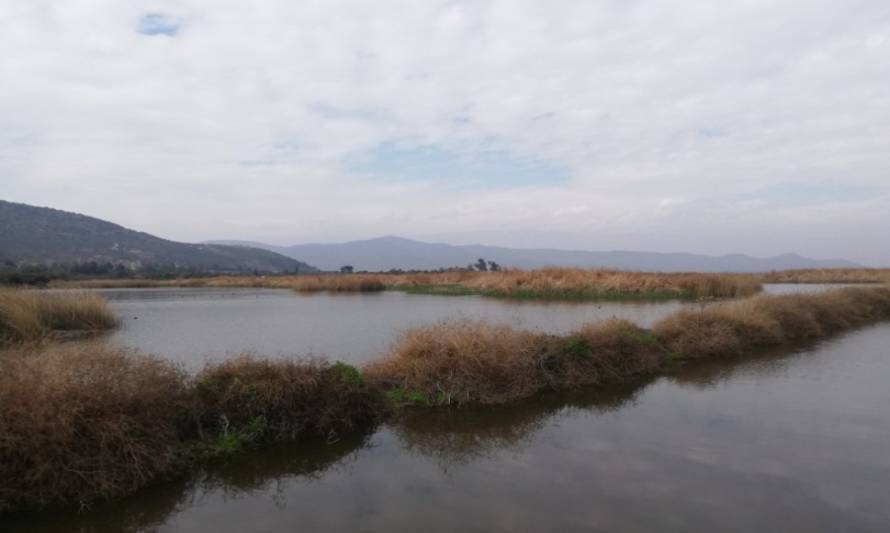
[210,236,861,273]
[0,200,317,273]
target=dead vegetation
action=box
[759,268,890,284]
[0,289,117,346]
[654,286,890,359]
[0,343,190,510]
[364,319,665,406]
[52,268,763,300]
[4,285,890,511]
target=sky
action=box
[1,1,889,265]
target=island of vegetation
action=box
[2,273,890,512]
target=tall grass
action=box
[760,268,890,284]
[51,269,761,300]
[0,289,117,345]
[654,286,890,360]
[364,319,665,406]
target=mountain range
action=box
[210,236,860,273]
[0,200,316,273]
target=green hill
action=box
[0,200,317,274]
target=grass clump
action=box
[0,289,117,346]
[654,287,890,360]
[0,343,190,511]
[365,319,664,406]
[194,356,385,444]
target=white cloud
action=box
[1,0,889,264]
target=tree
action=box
[475,258,488,272]
[488,260,501,272]
[340,265,354,273]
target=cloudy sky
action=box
[2,1,889,264]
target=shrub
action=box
[194,356,385,442]
[0,344,190,510]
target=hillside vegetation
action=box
[0,200,316,274]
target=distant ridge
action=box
[210,236,861,273]
[0,200,318,273]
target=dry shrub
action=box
[194,356,385,440]
[655,287,890,360]
[365,319,665,406]
[0,289,117,345]
[543,319,665,389]
[365,322,548,405]
[0,343,190,510]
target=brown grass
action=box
[5,285,890,511]
[415,268,761,299]
[194,356,385,441]
[759,268,890,284]
[364,319,664,406]
[0,289,117,345]
[0,343,190,510]
[288,275,386,293]
[0,347,386,512]
[53,269,763,300]
[653,286,890,360]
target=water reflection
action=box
[5,316,890,532]
[392,381,653,469]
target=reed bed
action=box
[49,269,762,300]
[655,286,890,360]
[5,285,890,511]
[0,347,383,511]
[364,319,665,406]
[759,268,890,284]
[0,289,117,345]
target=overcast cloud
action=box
[1,1,889,264]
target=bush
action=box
[0,344,190,510]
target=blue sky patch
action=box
[345,142,570,188]
[138,14,181,36]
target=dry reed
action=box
[0,343,190,510]
[0,289,117,345]
[760,268,890,284]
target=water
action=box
[96,284,857,366]
[98,288,695,366]
[6,324,890,532]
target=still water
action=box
[99,288,697,366]
[6,323,890,532]
[97,284,858,366]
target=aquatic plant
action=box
[0,289,117,346]
[759,268,890,284]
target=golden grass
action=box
[53,269,763,300]
[653,286,890,360]
[759,268,890,284]
[0,289,117,345]
[364,318,664,406]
